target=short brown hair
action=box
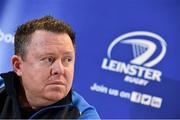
[14,15,75,60]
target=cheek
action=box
[22,72,50,95]
[65,68,74,86]
[23,62,51,76]
[66,65,74,77]
[21,65,50,89]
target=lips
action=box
[47,80,66,86]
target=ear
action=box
[11,55,23,76]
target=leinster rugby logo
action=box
[101,31,167,86]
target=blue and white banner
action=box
[0,0,180,118]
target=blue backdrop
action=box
[0,0,180,118]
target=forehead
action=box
[30,30,73,45]
[27,30,74,55]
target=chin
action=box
[47,90,67,101]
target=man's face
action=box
[18,30,75,107]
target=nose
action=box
[51,59,65,75]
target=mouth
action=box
[47,80,66,86]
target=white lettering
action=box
[119,91,131,99]
[0,30,4,42]
[90,83,108,94]
[108,88,119,96]
[124,75,149,86]
[102,58,162,82]
[0,29,14,44]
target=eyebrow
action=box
[43,51,74,56]
[63,51,74,55]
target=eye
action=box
[66,57,72,62]
[62,56,73,66]
[41,56,55,65]
[47,57,55,64]
[64,57,72,63]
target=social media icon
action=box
[141,94,152,106]
[130,91,141,103]
[151,96,162,108]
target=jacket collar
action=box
[0,71,19,97]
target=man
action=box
[0,16,100,119]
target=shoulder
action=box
[0,77,6,110]
[72,91,100,119]
[0,76,5,93]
